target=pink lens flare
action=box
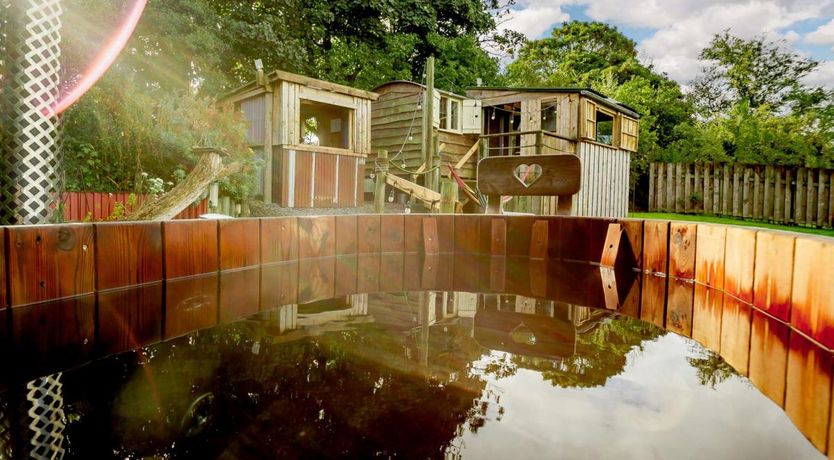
[49,0,148,116]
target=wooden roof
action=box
[467,86,640,119]
[373,80,468,99]
[219,69,379,103]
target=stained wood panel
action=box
[403,215,423,254]
[1,228,7,308]
[357,215,381,254]
[505,216,533,257]
[219,218,261,270]
[298,258,336,303]
[748,311,789,407]
[692,284,723,352]
[436,216,455,253]
[164,274,219,339]
[642,220,669,275]
[530,220,549,259]
[753,231,795,322]
[666,279,694,337]
[668,223,696,280]
[7,224,95,306]
[482,217,507,256]
[791,237,834,348]
[297,216,336,258]
[95,222,162,291]
[313,153,338,207]
[640,275,666,328]
[338,156,358,207]
[719,296,752,375]
[163,220,218,279]
[357,253,381,293]
[694,224,726,288]
[724,227,756,303]
[261,261,299,308]
[380,253,404,292]
[454,215,480,254]
[381,215,405,253]
[219,268,261,323]
[453,253,479,292]
[98,283,163,355]
[785,331,832,452]
[619,219,644,272]
[403,254,423,290]
[335,215,358,255]
[334,255,358,296]
[13,295,96,371]
[261,217,298,263]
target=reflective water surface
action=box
[0,282,823,459]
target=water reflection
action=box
[0,255,824,459]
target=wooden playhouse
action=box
[465,87,640,217]
[220,70,378,208]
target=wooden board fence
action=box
[61,191,209,222]
[648,162,834,228]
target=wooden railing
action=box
[648,162,834,228]
[478,130,577,157]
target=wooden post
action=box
[263,85,274,203]
[535,131,544,156]
[431,134,440,192]
[440,179,457,214]
[648,163,655,211]
[374,149,388,214]
[422,56,435,190]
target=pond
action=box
[0,257,823,459]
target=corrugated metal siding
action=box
[240,95,266,145]
[572,142,630,217]
[293,150,314,208]
[339,156,357,207]
[60,192,207,221]
[314,153,338,207]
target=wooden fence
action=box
[60,191,208,222]
[648,162,834,228]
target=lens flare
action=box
[49,0,147,115]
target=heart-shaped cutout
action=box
[513,163,543,188]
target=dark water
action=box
[0,289,822,459]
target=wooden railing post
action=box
[535,131,543,155]
[374,149,388,214]
[440,179,457,214]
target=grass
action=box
[629,212,834,238]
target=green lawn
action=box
[629,212,834,238]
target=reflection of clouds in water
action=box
[455,332,823,460]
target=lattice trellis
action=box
[0,0,63,225]
[25,374,66,460]
[0,396,12,460]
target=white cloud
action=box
[805,19,834,45]
[497,2,571,40]
[804,60,834,88]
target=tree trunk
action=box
[131,150,240,221]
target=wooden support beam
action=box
[454,142,480,170]
[600,223,623,267]
[374,150,387,213]
[385,173,441,210]
[440,179,457,213]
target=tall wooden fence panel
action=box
[648,162,834,228]
[61,192,208,222]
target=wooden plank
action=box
[807,168,817,225]
[796,167,806,225]
[791,237,834,348]
[675,163,683,212]
[298,258,336,302]
[454,141,480,169]
[723,227,756,303]
[694,224,726,288]
[454,215,480,254]
[713,163,722,214]
[379,253,404,292]
[668,222,696,280]
[260,261,298,308]
[12,295,96,369]
[818,169,828,228]
[163,220,218,279]
[785,168,793,223]
[261,217,298,263]
[703,164,713,213]
[357,215,381,254]
[642,220,669,275]
[667,163,674,212]
[219,268,261,323]
[648,163,656,211]
[733,165,742,217]
[435,215,455,253]
[830,172,834,228]
[530,220,549,259]
[335,215,358,255]
[719,295,752,375]
[297,216,336,258]
[453,253,479,292]
[666,279,694,337]
[7,224,95,306]
[98,284,163,354]
[599,223,623,267]
[164,274,219,339]
[380,215,405,253]
[334,255,358,297]
[402,215,422,254]
[752,231,795,322]
[694,163,701,212]
[386,174,440,209]
[723,164,731,215]
[753,166,762,219]
[219,218,261,270]
[763,165,772,221]
[693,284,723,351]
[356,253,381,294]
[505,216,533,257]
[489,218,507,256]
[748,311,789,407]
[0,228,5,309]
[94,221,162,291]
[774,167,783,222]
[640,275,666,328]
[619,219,644,272]
[657,163,665,211]
[785,331,833,452]
[684,163,692,212]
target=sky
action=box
[497,0,834,88]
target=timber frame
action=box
[219,70,379,208]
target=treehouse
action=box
[371,81,482,190]
[465,87,640,217]
[220,70,378,208]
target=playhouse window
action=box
[595,110,614,145]
[299,99,352,149]
[541,103,559,132]
[438,95,462,132]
